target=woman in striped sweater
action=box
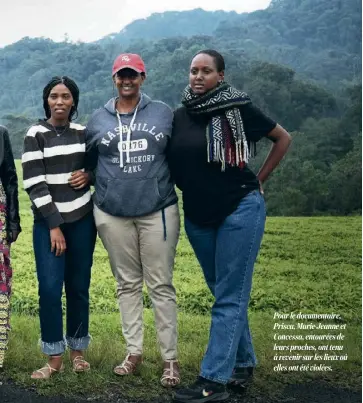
[22,76,97,379]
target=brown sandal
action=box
[72,355,90,373]
[31,362,65,380]
[114,353,142,376]
[160,359,180,387]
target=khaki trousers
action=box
[94,203,180,359]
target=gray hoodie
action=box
[85,94,177,217]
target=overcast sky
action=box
[0,0,271,48]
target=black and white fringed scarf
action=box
[182,82,252,171]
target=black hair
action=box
[193,49,225,72]
[42,76,79,121]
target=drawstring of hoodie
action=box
[116,99,140,168]
[161,208,167,241]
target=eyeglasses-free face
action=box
[189,53,224,95]
[47,84,74,122]
[114,68,145,99]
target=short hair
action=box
[42,76,79,121]
[193,49,225,72]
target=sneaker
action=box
[173,377,229,402]
[228,367,253,389]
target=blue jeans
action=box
[185,190,266,384]
[33,212,97,355]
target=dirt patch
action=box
[0,376,361,403]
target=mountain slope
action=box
[0,0,360,118]
[97,8,238,46]
[95,0,361,88]
[211,0,361,87]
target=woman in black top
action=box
[169,50,291,403]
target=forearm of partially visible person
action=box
[257,124,292,184]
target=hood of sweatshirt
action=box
[85,93,177,217]
[103,93,151,116]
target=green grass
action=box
[12,206,362,322]
[4,311,361,399]
[1,161,361,399]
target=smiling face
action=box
[189,53,224,95]
[47,84,74,124]
[114,68,145,99]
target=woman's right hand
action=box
[50,227,66,256]
[68,170,90,190]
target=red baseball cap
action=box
[112,53,146,76]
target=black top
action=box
[0,126,21,233]
[168,103,276,226]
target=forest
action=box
[0,0,361,215]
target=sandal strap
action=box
[34,365,51,378]
[115,354,140,374]
[161,359,180,384]
[73,356,88,364]
[72,356,90,370]
[33,363,63,379]
[73,355,85,361]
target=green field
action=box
[2,162,361,399]
[12,161,361,320]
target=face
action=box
[114,68,145,99]
[47,84,74,121]
[189,53,224,95]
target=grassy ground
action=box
[11,187,363,320]
[1,161,361,399]
[4,311,361,400]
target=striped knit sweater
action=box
[22,120,93,229]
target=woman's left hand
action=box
[7,230,20,243]
[68,170,89,189]
[258,180,264,195]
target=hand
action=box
[68,171,89,190]
[258,180,264,195]
[50,227,66,256]
[7,230,20,243]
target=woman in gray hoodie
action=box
[85,53,180,387]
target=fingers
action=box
[55,239,66,256]
[11,231,19,243]
[69,178,86,188]
[50,228,66,256]
[69,172,88,189]
[51,237,66,256]
[70,182,86,189]
[56,241,61,256]
[70,170,83,178]
[258,180,264,195]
